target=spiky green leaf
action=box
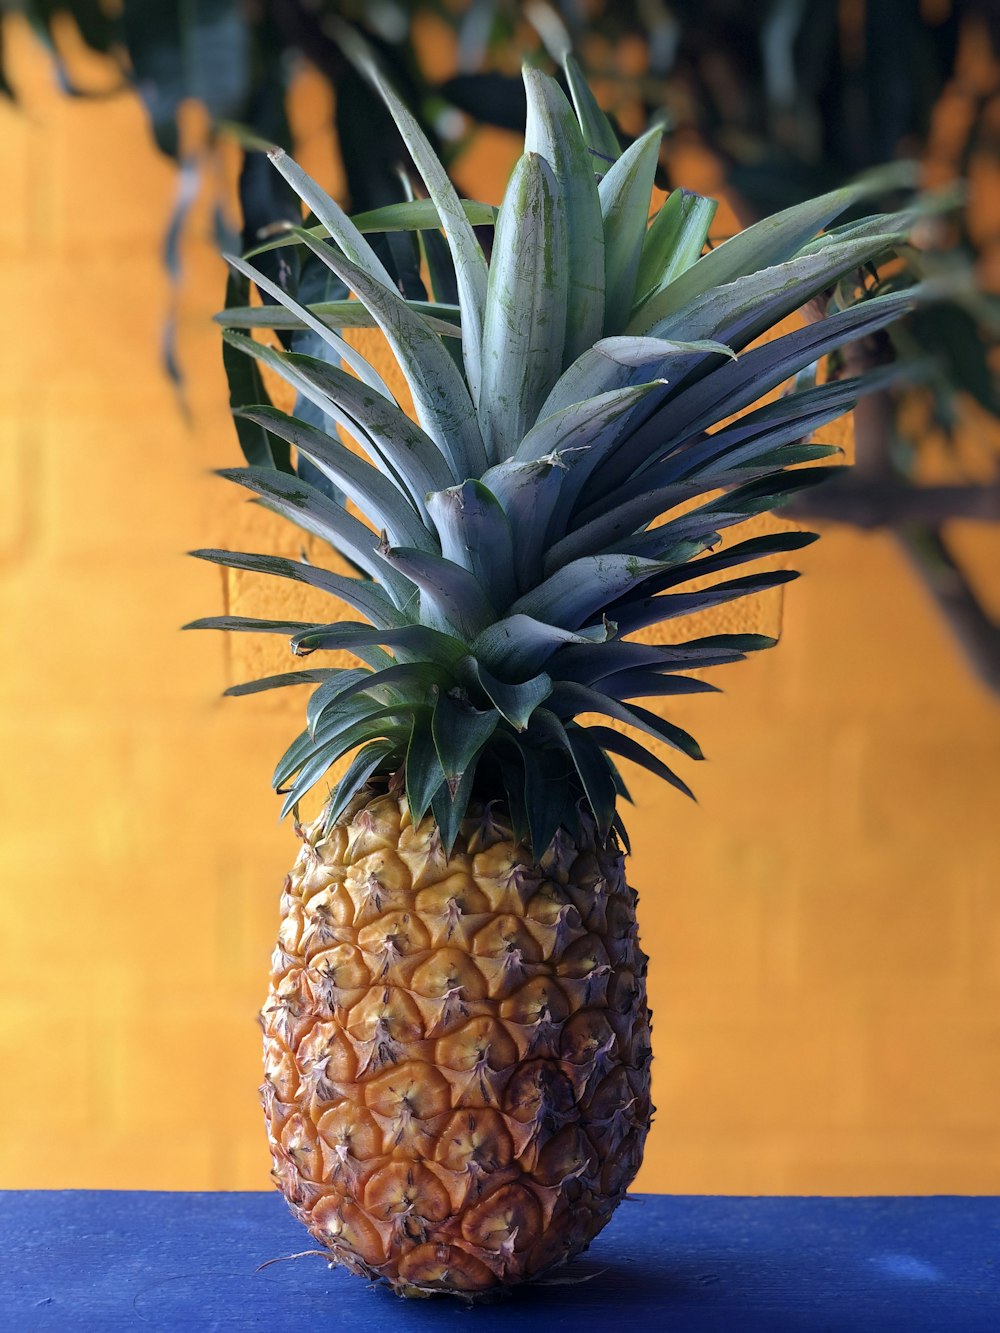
[332,20,489,405]
[292,228,488,478]
[563,53,621,167]
[233,407,432,551]
[377,546,497,642]
[523,65,605,362]
[189,548,404,629]
[598,127,662,333]
[635,189,718,309]
[479,151,569,463]
[221,333,454,513]
[432,689,499,794]
[426,481,517,611]
[586,725,696,801]
[472,615,615,679]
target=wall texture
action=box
[1,16,998,1195]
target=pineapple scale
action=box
[260,789,653,1297]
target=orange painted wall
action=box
[1,16,999,1196]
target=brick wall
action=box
[1,16,998,1194]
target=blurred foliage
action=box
[4,0,999,453]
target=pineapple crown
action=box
[188,39,931,854]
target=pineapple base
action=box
[260,791,653,1297]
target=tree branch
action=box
[786,478,1000,527]
[898,525,1000,696]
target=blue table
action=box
[2,1191,997,1330]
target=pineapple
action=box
[190,45,925,1297]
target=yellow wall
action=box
[1,17,999,1195]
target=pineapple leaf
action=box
[797,188,954,258]
[349,197,498,233]
[279,717,414,818]
[594,287,920,494]
[597,669,720,701]
[377,546,498,642]
[611,569,800,635]
[216,465,412,598]
[518,735,576,856]
[325,740,396,828]
[222,334,453,511]
[564,725,618,841]
[419,221,460,308]
[292,228,488,479]
[532,710,616,841]
[223,670,333,698]
[586,725,696,801]
[184,616,318,635]
[539,336,733,422]
[514,382,666,555]
[405,722,447,826]
[289,622,468,670]
[221,272,290,473]
[245,201,495,260]
[464,661,552,731]
[218,298,462,340]
[497,749,530,845]
[628,531,819,599]
[553,633,777,684]
[426,482,517,612]
[472,615,615,680]
[432,689,499,795]
[331,18,490,407]
[523,65,605,362]
[612,812,633,852]
[670,409,849,485]
[479,151,569,464]
[548,682,704,761]
[430,760,480,856]
[303,669,380,733]
[510,554,669,631]
[620,467,841,560]
[275,704,423,796]
[561,444,831,564]
[634,189,718,310]
[232,408,433,552]
[598,127,663,333]
[479,456,567,595]
[225,252,393,400]
[563,53,621,167]
[189,549,405,630]
[267,146,397,288]
[514,381,661,468]
[635,233,914,345]
[633,176,907,330]
[548,491,705,569]
[308,661,449,737]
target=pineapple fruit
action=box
[191,45,924,1298]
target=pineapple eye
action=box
[500,978,570,1027]
[410,948,488,1002]
[461,1182,543,1252]
[364,1161,451,1224]
[316,1105,382,1161]
[434,1108,514,1173]
[365,1060,451,1120]
[471,915,542,962]
[433,1018,518,1073]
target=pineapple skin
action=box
[261,790,653,1297]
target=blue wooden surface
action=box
[2,1191,997,1331]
